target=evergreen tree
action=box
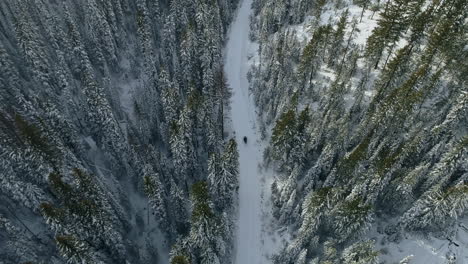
[55,235,92,264]
[328,10,348,68]
[143,165,170,231]
[271,109,296,164]
[365,0,422,69]
[341,241,379,264]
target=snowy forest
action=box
[249,0,467,263]
[0,0,239,263]
[0,0,467,263]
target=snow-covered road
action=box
[224,0,266,263]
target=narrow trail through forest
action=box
[224,0,267,263]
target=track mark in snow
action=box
[224,0,271,263]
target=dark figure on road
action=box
[243,136,247,144]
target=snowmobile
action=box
[243,136,247,144]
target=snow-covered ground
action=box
[369,218,468,264]
[224,0,279,263]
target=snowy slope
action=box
[246,1,468,263]
[370,219,468,264]
[224,0,270,263]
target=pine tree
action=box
[365,0,422,69]
[333,198,373,242]
[143,165,170,231]
[271,109,296,163]
[186,181,227,263]
[290,106,310,165]
[354,0,372,22]
[160,70,181,126]
[402,182,468,231]
[55,235,96,264]
[168,178,190,234]
[170,102,197,182]
[341,240,379,264]
[298,26,329,92]
[328,10,348,68]
[13,0,55,96]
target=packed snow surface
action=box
[224,0,269,263]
